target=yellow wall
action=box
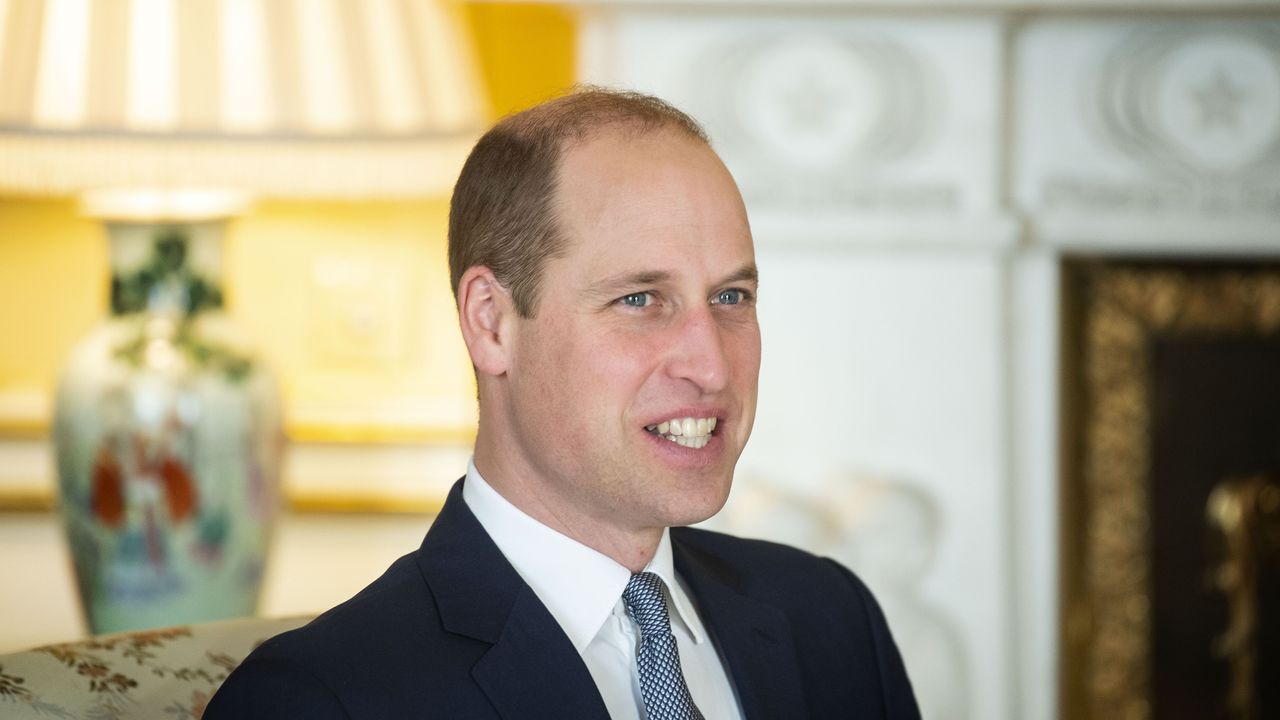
[226,200,477,442]
[0,4,576,437]
[468,3,578,117]
[0,199,106,430]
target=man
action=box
[207,88,919,719]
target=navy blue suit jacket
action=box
[206,479,920,718]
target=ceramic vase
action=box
[53,222,282,633]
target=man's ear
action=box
[457,266,514,377]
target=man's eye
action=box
[619,292,652,308]
[713,289,748,305]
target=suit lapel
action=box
[416,480,610,720]
[471,587,612,719]
[673,532,810,720]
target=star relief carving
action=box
[1191,67,1248,132]
[780,71,852,135]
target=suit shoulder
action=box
[673,525,825,562]
[211,549,481,713]
[205,654,351,719]
[204,559,424,720]
[670,525,849,579]
[211,546,493,715]
[250,550,431,663]
[672,526,922,719]
[672,525,862,596]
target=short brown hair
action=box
[448,86,709,317]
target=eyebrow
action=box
[585,263,759,298]
[721,264,760,287]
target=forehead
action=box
[551,127,753,277]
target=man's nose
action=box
[666,306,730,394]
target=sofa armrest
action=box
[0,616,311,719]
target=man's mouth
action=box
[643,417,718,449]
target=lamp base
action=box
[52,221,282,633]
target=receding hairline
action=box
[515,97,718,310]
[447,87,714,318]
[494,85,710,148]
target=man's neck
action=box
[472,452,662,573]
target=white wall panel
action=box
[721,247,1008,720]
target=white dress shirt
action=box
[462,460,743,720]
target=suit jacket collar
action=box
[416,479,808,720]
[416,479,611,719]
[673,529,811,719]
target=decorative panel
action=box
[581,11,1008,243]
[1015,19,1280,240]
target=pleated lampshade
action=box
[0,0,488,202]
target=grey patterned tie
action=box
[622,572,705,720]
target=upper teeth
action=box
[645,417,717,448]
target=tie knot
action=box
[623,572,672,638]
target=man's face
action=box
[502,127,760,536]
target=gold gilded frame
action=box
[1062,261,1280,720]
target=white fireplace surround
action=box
[559,2,1280,719]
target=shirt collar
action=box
[461,459,708,651]
[646,523,708,646]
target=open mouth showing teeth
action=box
[644,417,717,449]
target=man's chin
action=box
[657,479,733,528]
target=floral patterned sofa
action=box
[0,615,310,719]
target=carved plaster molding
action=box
[693,31,947,212]
[1091,23,1280,182]
[1019,18,1280,229]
